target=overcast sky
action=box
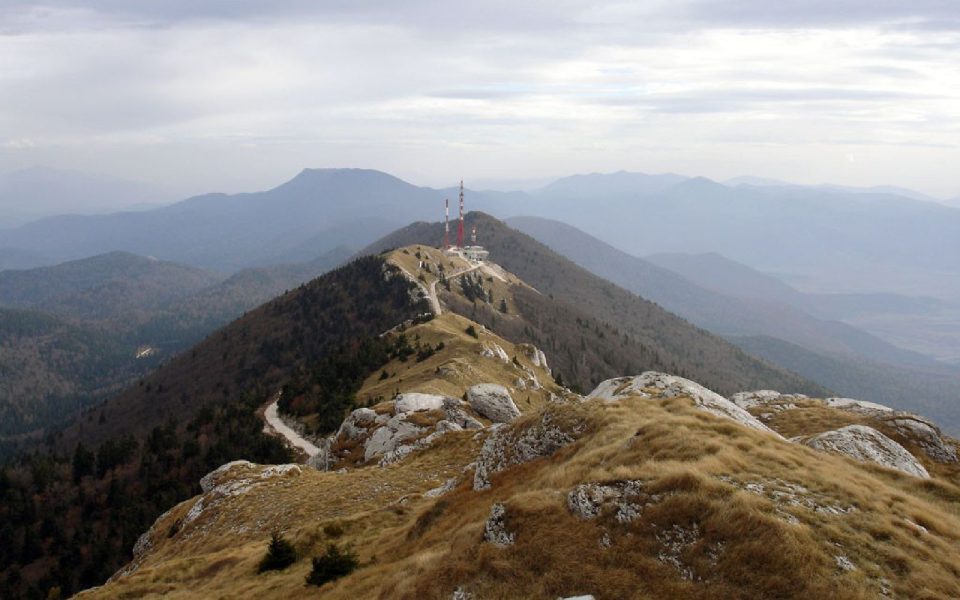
[1,1,959,198]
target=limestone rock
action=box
[517,343,550,373]
[395,393,447,414]
[804,425,929,478]
[474,411,584,490]
[442,397,485,429]
[483,502,515,546]
[884,415,957,463]
[567,480,647,523]
[588,372,779,437]
[468,383,521,423]
[337,407,382,440]
[481,344,510,363]
[199,460,255,493]
[730,390,807,410]
[363,414,425,461]
[824,397,894,414]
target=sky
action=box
[1,1,959,198]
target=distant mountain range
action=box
[504,215,960,433]
[2,167,959,300]
[0,166,175,228]
[0,168,433,271]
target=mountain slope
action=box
[0,252,222,322]
[507,216,936,369]
[363,214,826,397]
[78,339,960,599]
[0,308,141,443]
[0,255,429,598]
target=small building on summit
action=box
[460,244,489,263]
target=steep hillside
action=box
[0,251,222,322]
[80,346,960,599]
[0,249,349,442]
[508,216,932,367]
[0,309,140,443]
[0,256,427,598]
[364,215,826,397]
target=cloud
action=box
[0,1,958,197]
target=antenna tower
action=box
[443,198,450,248]
[457,180,465,247]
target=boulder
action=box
[884,415,957,463]
[395,393,447,414]
[468,383,521,423]
[337,407,382,440]
[824,397,894,414]
[803,425,929,478]
[588,372,779,437]
[363,414,426,461]
[730,390,806,410]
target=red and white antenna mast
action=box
[443,198,450,249]
[457,179,465,248]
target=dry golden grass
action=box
[82,307,960,599]
[85,389,960,599]
[357,311,564,414]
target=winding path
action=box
[263,395,321,457]
[262,258,482,458]
[425,263,481,316]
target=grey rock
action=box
[589,372,779,436]
[483,502,515,546]
[474,412,582,490]
[364,414,425,461]
[395,393,447,414]
[468,383,521,423]
[884,415,957,463]
[804,425,929,478]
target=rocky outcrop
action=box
[803,425,929,478]
[467,383,521,423]
[588,372,779,437]
[517,343,550,374]
[480,343,510,363]
[337,407,385,440]
[395,393,448,414]
[474,411,585,490]
[824,397,894,414]
[364,414,427,461]
[883,415,957,463]
[730,390,807,410]
[441,397,485,430]
[567,480,648,523]
[483,502,515,546]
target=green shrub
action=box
[258,532,297,573]
[306,544,358,587]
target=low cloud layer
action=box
[1,1,958,198]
